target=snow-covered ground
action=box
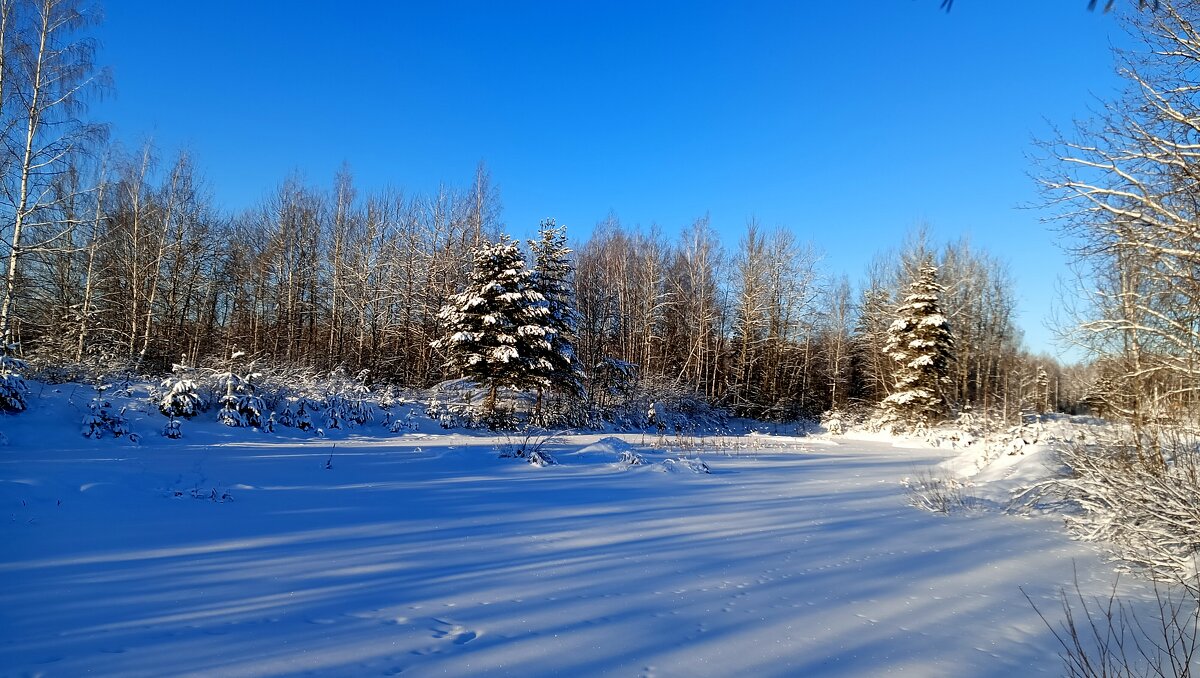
[0,386,1147,676]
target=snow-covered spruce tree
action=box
[880,262,955,430]
[1034,365,1050,414]
[215,353,265,428]
[81,385,133,440]
[158,359,204,438]
[432,235,552,418]
[528,219,584,409]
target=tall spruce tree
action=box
[880,262,955,429]
[529,219,582,404]
[433,235,552,415]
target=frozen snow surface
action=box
[0,387,1146,677]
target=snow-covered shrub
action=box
[379,384,400,411]
[821,410,845,435]
[109,407,132,438]
[158,361,204,438]
[0,350,28,413]
[81,387,134,440]
[318,369,374,430]
[278,400,296,427]
[215,353,264,428]
[427,379,491,429]
[496,428,560,461]
[295,399,314,431]
[618,450,646,466]
[324,392,348,430]
[218,389,264,428]
[242,361,320,416]
[388,408,419,433]
[527,448,556,467]
[81,399,105,438]
[347,370,374,425]
[1030,433,1200,580]
[902,468,970,514]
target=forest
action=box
[0,17,1076,433]
[0,0,1193,442]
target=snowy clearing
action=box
[0,395,1148,677]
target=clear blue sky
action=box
[92,1,1132,358]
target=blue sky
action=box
[93,1,1132,358]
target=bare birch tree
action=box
[0,0,104,348]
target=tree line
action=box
[0,0,1077,425]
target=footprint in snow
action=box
[427,618,480,646]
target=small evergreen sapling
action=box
[295,399,314,431]
[81,386,133,440]
[216,352,265,428]
[0,347,28,413]
[278,400,296,427]
[158,359,204,439]
[81,397,106,438]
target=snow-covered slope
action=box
[0,393,1146,676]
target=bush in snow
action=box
[618,450,646,466]
[388,408,419,433]
[496,428,560,462]
[1028,431,1200,581]
[277,399,296,427]
[0,348,28,413]
[295,399,314,431]
[527,448,556,467]
[81,386,134,440]
[324,391,349,430]
[158,359,205,438]
[344,369,374,425]
[215,352,264,428]
[319,369,374,431]
[274,395,317,432]
[902,468,970,514]
[821,410,845,435]
[426,379,520,429]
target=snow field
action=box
[0,392,1148,676]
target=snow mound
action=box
[577,436,634,456]
[936,418,1087,510]
[658,457,711,474]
